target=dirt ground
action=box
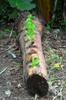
[0,30,66,100]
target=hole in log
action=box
[26,74,49,97]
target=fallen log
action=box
[19,14,49,97]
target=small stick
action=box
[0,67,7,75]
[9,29,13,39]
[34,94,38,100]
[0,44,15,55]
[5,29,13,45]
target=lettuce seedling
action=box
[31,56,39,68]
[25,14,35,41]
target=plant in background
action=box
[0,27,16,38]
[25,14,35,41]
[46,22,51,31]
[0,0,35,24]
[8,0,36,10]
[48,76,57,85]
[61,19,66,27]
[53,63,61,70]
[0,0,18,24]
[45,48,63,70]
[46,0,64,29]
[0,0,35,37]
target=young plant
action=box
[25,14,35,41]
[53,63,61,70]
[31,56,39,68]
[45,48,62,70]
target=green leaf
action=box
[61,19,66,26]
[8,0,36,11]
[31,56,39,68]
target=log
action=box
[19,15,49,97]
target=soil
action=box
[0,30,66,100]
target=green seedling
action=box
[31,56,39,68]
[25,14,35,41]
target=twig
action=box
[52,85,63,100]
[8,51,16,59]
[5,29,13,45]
[0,67,7,75]
[34,94,38,100]
[0,44,15,55]
[9,29,13,39]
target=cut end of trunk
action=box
[26,74,49,97]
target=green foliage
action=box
[0,0,18,23]
[53,63,61,70]
[46,23,51,31]
[46,17,55,31]
[0,0,35,24]
[47,49,61,63]
[61,19,66,26]
[63,83,66,88]
[0,27,16,38]
[46,48,62,69]
[31,56,39,68]
[8,9,18,20]
[25,14,35,41]
[8,0,36,10]
[48,76,57,85]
